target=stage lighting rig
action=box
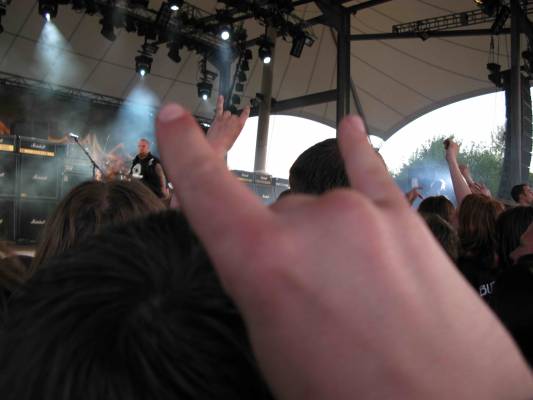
[167,40,182,63]
[39,0,59,21]
[168,0,183,12]
[99,6,119,41]
[197,57,217,101]
[258,35,273,64]
[197,81,212,101]
[135,41,158,77]
[474,0,501,17]
[487,62,503,88]
[135,54,152,77]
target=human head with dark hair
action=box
[418,195,455,225]
[421,214,459,262]
[0,210,273,400]
[289,138,349,194]
[511,184,533,205]
[496,206,533,269]
[32,180,166,270]
[458,194,504,269]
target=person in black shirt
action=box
[130,138,168,199]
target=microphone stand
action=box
[71,136,103,179]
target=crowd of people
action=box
[0,95,532,398]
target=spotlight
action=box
[259,44,272,64]
[135,54,153,77]
[491,5,510,34]
[197,81,212,101]
[235,83,244,92]
[168,43,181,63]
[474,0,500,17]
[219,25,232,41]
[290,33,306,58]
[39,0,58,21]
[168,0,183,11]
[487,62,502,87]
[100,8,116,41]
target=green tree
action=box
[394,128,504,196]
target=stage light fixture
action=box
[244,49,253,60]
[290,33,306,58]
[135,54,153,77]
[39,0,58,21]
[491,5,510,34]
[238,70,247,82]
[259,44,272,64]
[235,83,244,92]
[197,81,212,101]
[168,0,183,11]
[240,60,249,71]
[487,62,502,87]
[168,43,181,63]
[100,8,116,41]
[219,24,232,41]
[474,0,500,17]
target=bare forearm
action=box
[448,158,471,206]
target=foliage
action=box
[393,128,505,196]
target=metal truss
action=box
[0,72,212,125]
[392,1,533,34]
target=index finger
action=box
[156,103,270,266]
[338,116,406,208]
[239,105,251,125]
[215,95,224,118]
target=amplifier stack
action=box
[0,135,93,244]
[232,170,289,205]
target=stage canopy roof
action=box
[0,0,518,139]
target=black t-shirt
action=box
[130,153,164,197]
[458,257,500,306]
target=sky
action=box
[228,90,511,179]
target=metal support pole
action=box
[336,11,351,127]
[510,0,523,184]
[254,26,276,172]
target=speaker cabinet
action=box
[273,178,290,200]
[0,199,15,242]
[0,152,17,197]
[17,200,56,244]
[232,170,255,192]
[254,173,274,205]
[19,155,58,199]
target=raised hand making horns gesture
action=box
[156,103,533,400]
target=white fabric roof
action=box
[0,0,516,139]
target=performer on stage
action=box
[130,138,169,199]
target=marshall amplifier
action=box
[254,172,274,205]
[0,199,15,242]
[273,177,290,200]
[0,136,17,197]
[18,137,56,158]
[232,170,255,192]
[19,155,58,199]
[16,200,56,243]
